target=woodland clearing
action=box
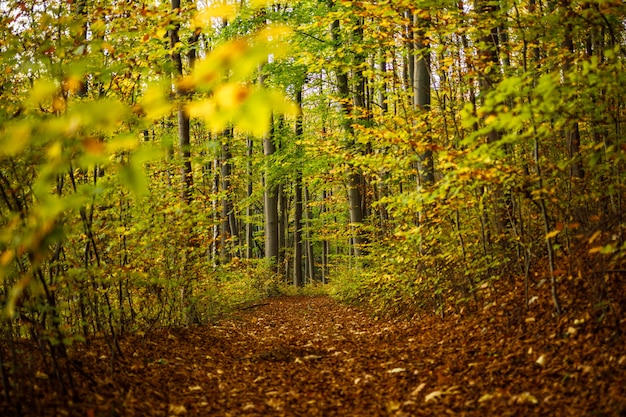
[5,286,625,417]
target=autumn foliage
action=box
[1,0,625,414]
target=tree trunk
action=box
[245,138,254,259]
[263,115,279,271]
[220,132,237,263]
[330,0,367,257]
[293,173,303,286]
[304,185,315,282]
[293,89,304,286]
[560,5,584,180]
[169,0,197,324]
[413,11,434,188]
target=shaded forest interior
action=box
[0,0,625,414]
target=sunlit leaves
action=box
[180,24,295,136]
[183,25,293,92]
[189,85,295,136]
[25,78,58,111]
[119,158,149,197]
[137,83,173,121]
[193,1,238,26]
[1,122,31,156]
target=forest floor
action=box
[6,291,626,416]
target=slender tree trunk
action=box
[293,89,304,286]
[75,0,89,98]
[413,11,434,188]
[211,158,220,266]
[329,0,366,257]
[321,189,329,284]
[560,2,584,180]
[278,184,288,278]
[263,114,279,271]
[304,185,315,282]
[246,138,254,259]
[294,173,303,286]
[169,0,197,324]
[220,132,236,263]
[169,0,194,206]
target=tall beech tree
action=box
[328,0,367,257]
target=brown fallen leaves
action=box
[5,294,626,416]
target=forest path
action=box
[35,295,626,416]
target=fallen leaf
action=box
[510,392,538,405]
[536,354,547,367]
[479,392,495,403]
[425,390,443,403]
[168,404,186,415]
[386,401,401,412]
[410,382,427,397]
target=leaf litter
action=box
[3,294,625,416]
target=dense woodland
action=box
[0,0,625,414]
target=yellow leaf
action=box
[193,3,237,27]
[410,383,426,397]
[63,75,83,94]
[588,230,601,243]
[168,404,187,415]
[0,250,14,266]
[83,136,106,155]
[249,0,273,8]
[215,83,249,110]
[386,401,401,412]
[47,141,62,159]
[27,78,57,108]
[1,124,30,156]
[102,42,115,54]
[485,114,497,125]
[255,24,293,43]
[509,392,538,405]
[536,354,547,367]
[479,392,496,402]
[137,83,172,121]
[107,135,138,153]
[424,390,443,403]
[588,246,602,254]
[187,99,216,121]
[545,229,560,240]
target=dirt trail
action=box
[14,295,626,416]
